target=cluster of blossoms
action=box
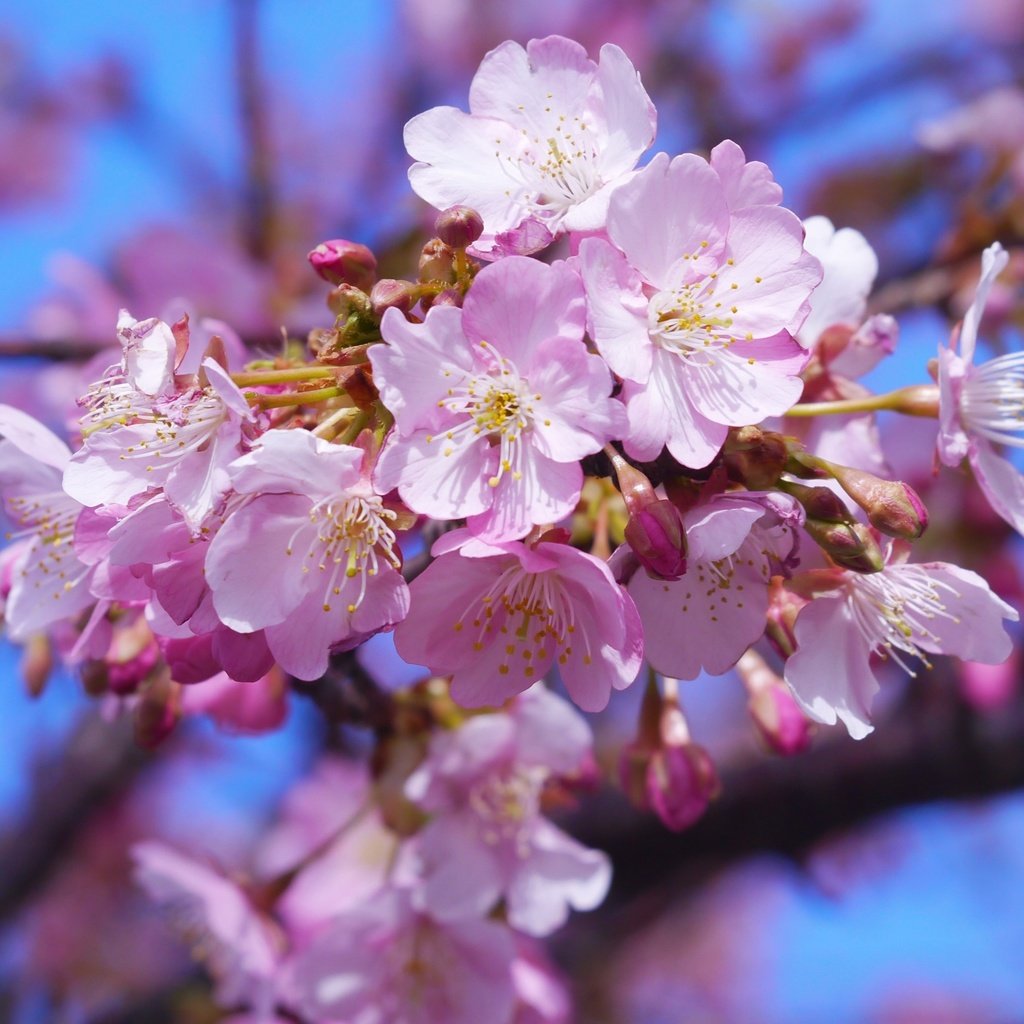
[2,33,1022,1021]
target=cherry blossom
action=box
[628,492,803,679]
[937,242,1024,533]
[394,530,642,711]
[404,683,611,936]
[0,405,95,641]
[784,548,1018,739]
[132,841,284,1018]
[578,149,821,468]
[404,35,656,256]
[371,257,623,541]
[205,428,409,680]
[291,888,518,1024]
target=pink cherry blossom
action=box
[628,492,803,680]
[578,150,821,468]
[132,841,284,1018]
[205,428,409,680]
[784,548,1018,739]
[404,683,610,936]
[255,758,397,942]
[65,330,257,529]
[404,35,656,256]
[291,888,517,1024]
[394,530,642,711]
[371,257,624,541]
[0,404,95,641]
[936,242,1024,534]
[796,216,879,350]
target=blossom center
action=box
[454,563,592,679]
[960,352,1024,448]
[848,567,962,675]
[469,766,543,851]
[648,277,741,361]
[496,114,602,220]
[289,495,400,615]
[432,344,540,488]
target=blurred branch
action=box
[233,0,278,261]
[576,685,1024,905]
[0,711,152,922]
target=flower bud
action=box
[959,653,1019,711]
[781,479,850,523]
[133,671,180,749]
[418,238,456,283]
[20,634,53,698]
[428,287,463,309]
[370,278,418,317]
[435,205,484,249]
[327,282,374,320]
[308,239,377,291]
[803,518,885,573]
[624,499,687,581]
[621,676,719,831]
[646,741,719,832]
[737,650,811,756]
[723,426,789,489]
[829,464,929,540]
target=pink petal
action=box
[710,139,782,211]
[785,595,877,739]
[461,257,586,368]
[607,152,729,290]
[577,236,653,383]
[372,305,477,434]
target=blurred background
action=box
[1,0,1024,1021]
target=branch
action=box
[0,711,152,921]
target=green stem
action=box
[335,410,369,445]
[785,384,939,419]
[232,366,336,387]
[246,385,344,408]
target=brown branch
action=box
[0,711,153,922]
[573,684,1024,906]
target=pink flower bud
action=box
[959,653,1019,711]
[737,650,812,755]
[829,464,929,540]
[308,239,377,291]
[624,499,687,580]
[435,205,484,249]
[370,278,418,316]
[646,742,719,831]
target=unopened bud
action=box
[133,671,180,748]
[959,653,1019,711]
[20,634,53,697]
[308,239,377,292]
[804,518,885,573]
[646,740,719,831]
[435,205,484,249]
[370,278,418,317]
[737,650,811,756]
[829,464,928,540]
[624,499,687,581]
[327,283,374,320]
[723,426,789,489]
[781,479,850,523]
[418,238,456,283]
[428,287,463,308]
